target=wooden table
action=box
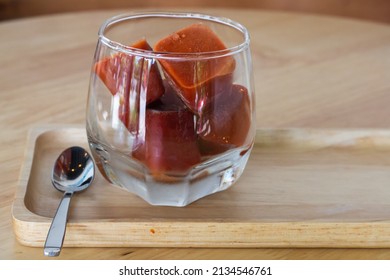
[1,8,390,259]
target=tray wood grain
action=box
[12,126,390,248]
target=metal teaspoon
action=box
[44,146,95,257]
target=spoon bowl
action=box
[44,146,94,257]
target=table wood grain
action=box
[1,8,390,259]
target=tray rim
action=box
[12,125,390,248]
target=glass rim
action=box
[98,12,250,60]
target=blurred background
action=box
[1,0,390,23]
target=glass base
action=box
[88,138,252,207]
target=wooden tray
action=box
[12,126,390,248]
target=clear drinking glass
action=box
[86,12,256,206]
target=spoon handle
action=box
[44,191,73,257]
